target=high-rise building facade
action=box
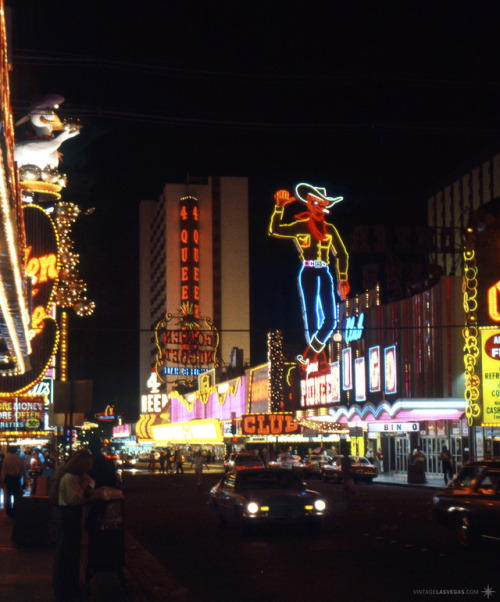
[139,176,250,401]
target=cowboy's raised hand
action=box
[274,189,295,207]
[338,280,350,300]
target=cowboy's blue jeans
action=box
[298,266,337,346]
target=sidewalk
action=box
[0,501,196,602]
[375,470,445,489]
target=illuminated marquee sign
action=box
[384,345,397,395]
[0,396,45,429]
[155,320,219,383]
[154,195,219,385]
[241,413,299,435]
[300,370,333,407]
[331,362,340,402]
[344,313,365,343]
[141,372,169,414]
[0,205,59,395]
[248,365,269,413]
[342,348,352,390]
[480,328,500,426]
[180,196,200,316]
[355,357,366,402]
[368,422,419,433]
[369,346,381,392]
[268,183,350,367]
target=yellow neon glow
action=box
[488,281,500,321]
[152,418,223,444]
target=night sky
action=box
[6,2,500,421]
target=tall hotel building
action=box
[139,176,250,396]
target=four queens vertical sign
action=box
[180,196,200,317]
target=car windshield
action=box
[449,465,482,487]
[237,471,302,490]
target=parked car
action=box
[301,454,333,478]
[321,455,378,483]
[225,453,264,473]
[269,453,303,471]
[210,468,327,532]
[432,460,500,546]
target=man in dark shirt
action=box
[1,446,28,517]
[87,436,118,489]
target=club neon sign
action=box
[241,413,299,435]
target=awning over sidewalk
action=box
[329,399,467,424]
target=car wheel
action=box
[456,513,477,547]
[366,478,373,484]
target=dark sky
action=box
[7,2,500,420]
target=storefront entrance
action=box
[395,437,409,472]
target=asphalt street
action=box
[121,470,499,602]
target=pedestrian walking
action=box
[191,450,204,485]
[439,445,454,484]
[30,449,43,495]
[159,451,166,473]
[376,448,384,473]
[148,450,156,472]
[413,446,426,483]
[1,446,28,517]
[340,454,355,497]
[174,448,184,474]
[166,447,173,473]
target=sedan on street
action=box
[321,455,378,483]
[225,452,264,472]
[269,453,304,471]
[209,468,327,532]
[301,454,333,478]
[432,461,500,546]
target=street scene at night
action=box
[1,2,500,601]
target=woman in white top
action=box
[53,449,99,601]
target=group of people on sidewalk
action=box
[148,447,210,477]
[407,445,455,485]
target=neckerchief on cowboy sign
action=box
[294,211,327,242]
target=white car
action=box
[270,453,303,471]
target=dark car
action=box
[321,455,378,483]
[301,454,333,478]
[225,452,264,473]
[116,453,137,468]
[432,460,500,546]
[209,468,327,532]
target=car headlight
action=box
[314,499,326,512]
[247,502,259,514]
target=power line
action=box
[12,49,500,90]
